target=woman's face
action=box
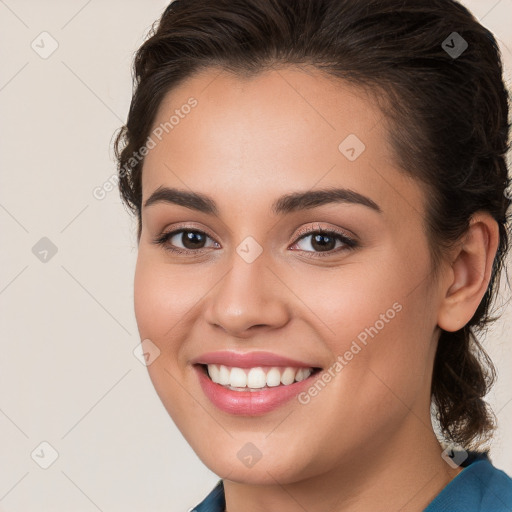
[134,66,443,484]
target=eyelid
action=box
[159,221,217,241]
[153,222,357,256]
[293,222,356,241]
[289,223,358,257]
[152,222,219,255]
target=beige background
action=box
[0,1,511,510]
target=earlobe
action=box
[437,213,499,333]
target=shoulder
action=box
[191,479,225,512]
[190,454,512,512]
[424,451,512,512]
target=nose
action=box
[203,250,291,339]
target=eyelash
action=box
[152,224,358,258]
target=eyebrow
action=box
[143,186,382,215]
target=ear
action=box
[437,212,500,332]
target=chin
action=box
[192,439,318,485]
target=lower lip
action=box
[194,365,319,415]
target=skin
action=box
[133,66,499,512]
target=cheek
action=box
[288,253,409,347]
[133,253,199,422]
[134,259,166,341]
[289,247,434,404]
[133,251,202,341]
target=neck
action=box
[223,417,463,512]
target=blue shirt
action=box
[192,451,512,511]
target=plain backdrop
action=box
[0,1,511,510]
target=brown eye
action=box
[307,233,338,252]
[290,228,357,257]
[177,230,208,250]
[153,229,219,254]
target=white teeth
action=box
[206,364,315,389]
[247,367,267,388]
[230,367,247,388]
[280,367,296,385]
[266,367,282,387]
[218,364,230,385]
[208,363,220,383]
[295,368,312,382]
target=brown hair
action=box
[114,0,511,449]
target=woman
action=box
[114,0,512,510]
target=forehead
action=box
[141,66,426,224]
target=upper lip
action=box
[190,350,322,369]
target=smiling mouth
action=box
[196,363,323,391]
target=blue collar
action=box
[193,479,225,512]
[192,451,512,512]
